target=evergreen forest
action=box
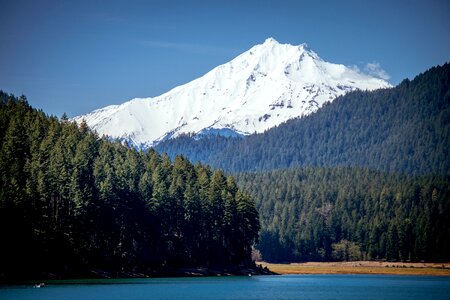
[157,63,450,262]
[236,168,449,262]
[0,63,449,280]
[0,92,259,279]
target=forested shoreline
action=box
[0,92,260,280]
[1,62,449,281]
[156,63,450,263]
[236,168,450,262]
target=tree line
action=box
[0,92,259,279]
[235,167,450,262]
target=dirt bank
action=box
[260,261,450,276]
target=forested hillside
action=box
[156,64,450,262]
[236,168,450,262]
[1,62,448,279]
[0,92,259,279]
[157,63,450,175]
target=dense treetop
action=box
[0,92,259,279]
[236,167,449,262]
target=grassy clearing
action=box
[259,261,450,276]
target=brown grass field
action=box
[259,261,450,276]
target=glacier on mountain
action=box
[73,38,391,148]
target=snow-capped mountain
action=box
[73,38,391,148]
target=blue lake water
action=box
[1,274,449,300]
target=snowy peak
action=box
[264,37,278,44]
[73,38,392,148]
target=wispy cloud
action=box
[349,62,390,81]
[87,11,176,31]
[137,40,238,56]
[364,62,390,81]
[349,64,362,72]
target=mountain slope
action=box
[73,38,390,148]
[157,63,450,175]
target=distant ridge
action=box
[156,63,450,176]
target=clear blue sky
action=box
[1,0,449,117]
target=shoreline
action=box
[4,261,450,283]
[260,261,450,276]
[0,265,276,284]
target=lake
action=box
[1,274,449,300]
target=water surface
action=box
[1,274,449,300]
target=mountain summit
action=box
[73,38,391,148]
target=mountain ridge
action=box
[156,63,450,176]
[73,38,391,147]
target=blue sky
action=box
[1,0,449,117]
